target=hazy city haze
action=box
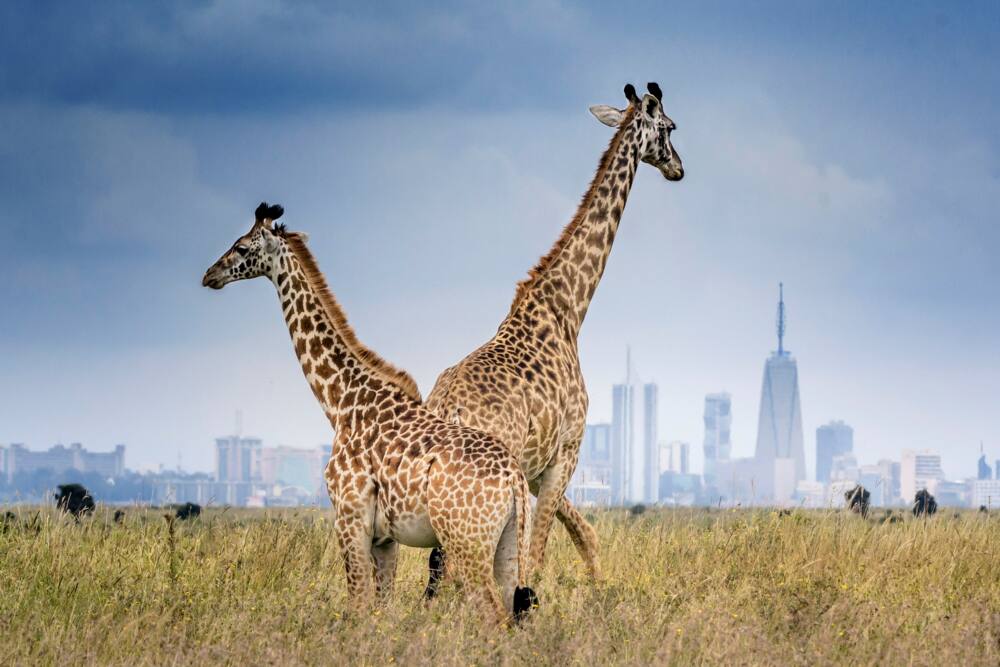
[1,2,998,477]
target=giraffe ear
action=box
[590,105,624,128]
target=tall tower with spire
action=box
[753,283,806,502]
[611,347,659,504]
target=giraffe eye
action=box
[236,245,249,256]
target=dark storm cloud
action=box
[0,1,581,114]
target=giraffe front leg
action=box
[372,540,398,602]
[334,509,376,611]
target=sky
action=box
[1,1,998,478]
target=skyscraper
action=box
[753,284,806,502]
[900,449,943,502]
[611,348,658,504]
[703,392,732,486]
[568,423,613,505]
[816,420,854,483]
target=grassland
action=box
[1,506,998,665]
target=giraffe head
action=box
[589,82,683,181]
[202,202,297,289]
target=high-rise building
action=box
[753,284,806,501]
[977,448,992,481]
[3,442,125,481]
[900,449,943,502]
[817,421,854,483]
[259,445,327,496]
[568,423,613,506]
[215,435,262,506]
[611,349,658,504]
[703,392,732,485]
[659,441,690,475]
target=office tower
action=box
[611,349,658,504]
[977,444,992,480]
[568,423,613,505]
[703,392,732,485]
[3,442,125,480]
[660,441,690,475]
[753,284,806,501]
[215,435,262,482]
[900,449,943,502]
[816,421,854,483]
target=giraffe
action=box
[423,83,683,594]
[202,202,538,626]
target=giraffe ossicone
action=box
[203,203,538,626]
[423,81,683,590]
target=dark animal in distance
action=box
[630,504,647,516]
[113,509,126,524]
[175,503,202,520]
[55,484,95,519]
[912,489,938,517]
[844,484,871,518]
[979,505,989,514]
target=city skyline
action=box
[1,4,998,478]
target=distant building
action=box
[215,435,263,506]
[753,284,806,502]
[934,480,970,507]
[795,480,826,508]
[611,349,658,504]
[569,424,613,506]
[659,441,690,476]
[858,459,901,506]
[900,449,943,502]
[830,453,860,483]
[658,471,701,506]
[816,421,854,483]
[259,445,327,498]
[0,444,8,480]
[702,393,732,486]
[977,454,992,480]
[3,442,125,482]
[972,480,1000,509]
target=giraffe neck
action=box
[508,112,644,338]
[269,235,421,434]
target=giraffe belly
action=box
[383,510,439,549]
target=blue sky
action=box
[1,1,997,477]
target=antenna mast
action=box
[776,282,786,356]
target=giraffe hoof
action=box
[513,586,539,623]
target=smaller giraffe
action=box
[202,203,538,626]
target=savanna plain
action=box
[1,507,998,665]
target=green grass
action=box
[1,507,998,665]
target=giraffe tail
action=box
[511,469,539,622]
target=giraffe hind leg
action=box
[556,496,602,581]
[422,546,446,601]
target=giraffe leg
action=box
[335,514,376,610]
[372,540,398,602]
[492,511,518,613]
[556,496,602,581]
[527,459,573,578]
[449,544,508,627]
[422,546,447,602]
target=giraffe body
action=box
[425,83,684,584]
[203,203,536,625]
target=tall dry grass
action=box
[1,507,998,665]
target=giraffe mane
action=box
[283,233,423,403]
[508,105,637,312]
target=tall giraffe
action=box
[202,203,538,625]
[424,83,683,591]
